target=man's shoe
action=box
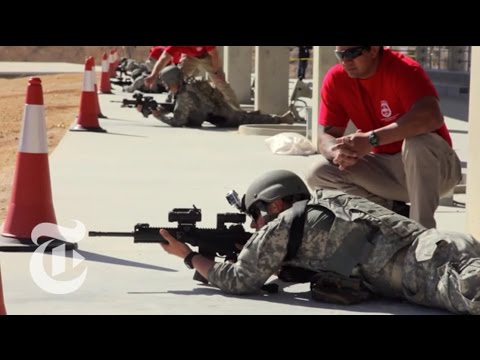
[279,111,295,124]
[392,201,410,218]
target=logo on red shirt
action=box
[380,100,392,118]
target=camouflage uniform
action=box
[124,73,167,94]
[153,80,289,128]
[208,189,480,315]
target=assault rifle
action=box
[88,206,253,283]
[113,93,175,118]
[110,77,133,87]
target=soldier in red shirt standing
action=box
[305,46,462,229]
[144,46,241,111]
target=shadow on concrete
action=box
[113,123,241,133]
[129,281,448,315]
[100,117,138,122]
[68,250,176,272]
[440,95,469,122]
[94,132,147,138]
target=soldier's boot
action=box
[392,201,410,218]
[278,111,295,124]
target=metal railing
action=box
[389,46,471,73]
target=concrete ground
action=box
[0,62,470,314]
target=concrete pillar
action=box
[216,46,224,62]
[466,46,480,238]
[254,46,289,114]
[415,46,428,68]
[224,46,253,104]
[448,46,470,72]
[448,46,461,71]
[310,46,339,149]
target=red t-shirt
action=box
[319,48,452,154]
[164,46,216,59]
[148,46,181,64]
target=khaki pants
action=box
[305,133,462,228]
[179,54,241,110]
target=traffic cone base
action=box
[70,124,107,132]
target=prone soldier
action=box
[140,65,299,128]
[159,169,480,315]
[117,93,174,118]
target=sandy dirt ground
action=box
[0,73,85,221]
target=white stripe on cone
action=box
[102,59,109,72]
[83,71,94,92]
[18,104,48,153]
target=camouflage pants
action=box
[402,229,480,315]
[225,111,283,127]
[211,106,283,127]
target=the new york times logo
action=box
[29,221,87,295]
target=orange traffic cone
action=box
[89,56,107,119]
[109,49,116,78]
[0,78,76,251]
[0,266,6,315]
[99,52,112,94]
[112,48,120,72]
[70,57,106,132]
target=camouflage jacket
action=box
[208,189,427,295]
[155,80,230,127]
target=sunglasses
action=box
[334,46,368,61]
[248,203,265,222]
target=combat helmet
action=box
[244,170,310,215]
[159,65,184,87]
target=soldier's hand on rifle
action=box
[144,74,157,89]
[159,229,192,259]
[159,229,216,280]
[151,108,163,118]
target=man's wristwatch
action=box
[368,130,379,147]
[184,251,199,269]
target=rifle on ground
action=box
[88,206,253,283]
[110,77,133,87]
[112,93,175,118]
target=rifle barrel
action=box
[88,231,133,237]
